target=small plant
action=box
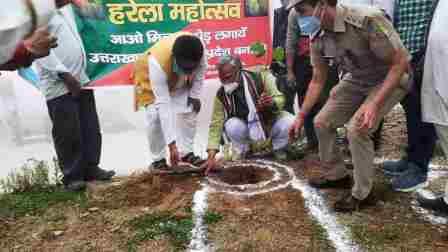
[272,47,285,62]
[0,158,81,218]
[204,211,223,224]
[0,158,62,193]
[0,190,86,218]
[126,211,223,251]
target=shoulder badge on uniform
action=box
[344,8,367,29]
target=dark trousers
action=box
[294,55,339,147]
[401,59,437,172]
[47,90,102,184]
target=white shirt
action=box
[148,52,207,145]
[0,0,56,64]
[34,5,90,100]
[422,0,448,126]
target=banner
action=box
[75,0,272,87]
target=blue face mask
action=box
[298,16,321,35]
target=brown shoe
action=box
[309,175,352,189]
[334,193,376,212]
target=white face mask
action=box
[223,82,239,94]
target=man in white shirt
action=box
[417,0,448,214]
[133,33,207,170]
[34,1,114,191]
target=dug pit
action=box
[213,165,274,185]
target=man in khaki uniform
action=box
[289,0,411,212]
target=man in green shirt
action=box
[202,55,295,174]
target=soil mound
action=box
[89,172,200,209]
[215,165,274,185]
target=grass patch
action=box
[309,219,335,251]
[350,222,403,251]
[126,211,222,252]
[0,188,86,218]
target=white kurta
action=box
[421,0,448,127]
[145,53,207,162]
[420,0,448,203]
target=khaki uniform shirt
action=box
[310,5,411,86]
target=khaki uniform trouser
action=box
[434,125,448,203]
[314,75,410,200]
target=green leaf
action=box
[272,47,285,62]
[250,42,267,58]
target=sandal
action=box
[181,153,205,166]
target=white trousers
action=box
[434,124,448,203]
[145,105,197,162]
[224,113,295,154]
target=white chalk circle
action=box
[206,160,295,196]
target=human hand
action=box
[289,116,304,142]
[356,102,379,131]
[59,72,82,98]
[24,27,57,59]
[169,142,180,167]
[201,158,218,176]
[187,97,201,113]
[256,93,273,111]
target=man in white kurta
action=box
[133,34,208,170]
[146,55,207,169]
[418,0,448,214]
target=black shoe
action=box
[149,159,169,171]
[181,152,205,166]
[86,167,116,181]
[334,193,376,212]
[309,175,353,189]
[305,142,319,153]
[417,195,448,214]
[65,181,86,192]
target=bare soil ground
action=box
[1,106,448,251]
[211,165,274,185]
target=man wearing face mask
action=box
[289,0,411,212]
[286,0,340,153]
[133,33,207,170]
[202,55,295,175]
[272,0,295,114]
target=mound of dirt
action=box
[89,172,200,209]
[214,165,274,185]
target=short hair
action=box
[172,35,204,64]
[301,0,320,7]
[217,55,242,71]
[323,0,337,7]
